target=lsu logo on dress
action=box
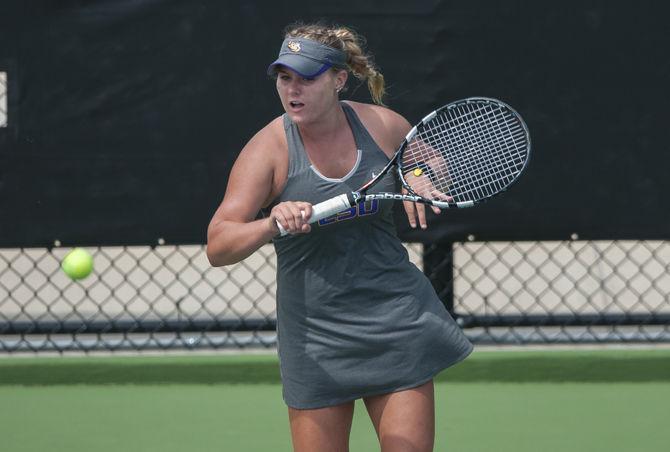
[318,199,379,226]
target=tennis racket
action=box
[276,97,530,235]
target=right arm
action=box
[206,120,312,267]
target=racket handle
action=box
[310,194,354,223]
[275,193,354,237]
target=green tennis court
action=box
[1,348,669,452]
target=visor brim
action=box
[267,54,331,79]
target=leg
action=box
[288,401,355,452]
[363,380,435,452]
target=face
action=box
[275,67,348,125]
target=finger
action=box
[276,221,289,236]
[295,203,312,234]
[297,202,313,222]
[272,210,290,233]
[286,204,307,232]
[274,204,299,232]
[410,177,431,195]
[413,188,441,214]
[429,190,452,214]
[403,200,417,228]
[431,189,453,202]
[415,202,428,229]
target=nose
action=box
[287,79,301,94]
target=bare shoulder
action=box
[217,115,288,221]
[240,115,286,162]
[344,101,411,156]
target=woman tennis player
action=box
[207,23,473,452]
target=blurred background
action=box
[0,0,668,352]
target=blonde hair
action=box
[284,23,386,106]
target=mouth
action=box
[289,101,305,110]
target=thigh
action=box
[363,380,435,452]
[288,401,355,452]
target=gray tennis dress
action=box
[267,102,473,409]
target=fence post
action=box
[423,242,455,314]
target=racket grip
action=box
[275,193,354,237]
[309,194,354,224]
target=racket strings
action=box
[403,105,501,195]
[441,105,525,198]
[402,102,528,203]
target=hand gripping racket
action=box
[276,97,531,235]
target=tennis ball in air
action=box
[61,248,94,280]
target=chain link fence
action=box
[1,240,669,352]
[427,240,670,344]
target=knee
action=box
[380,433,434,452]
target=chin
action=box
[286,110,313,126]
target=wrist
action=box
[266,216,280,236]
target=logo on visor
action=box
[287,41,301,52]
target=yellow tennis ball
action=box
[61,248,94,280]
[413,168,423,177]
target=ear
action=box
[334,69,348,91]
